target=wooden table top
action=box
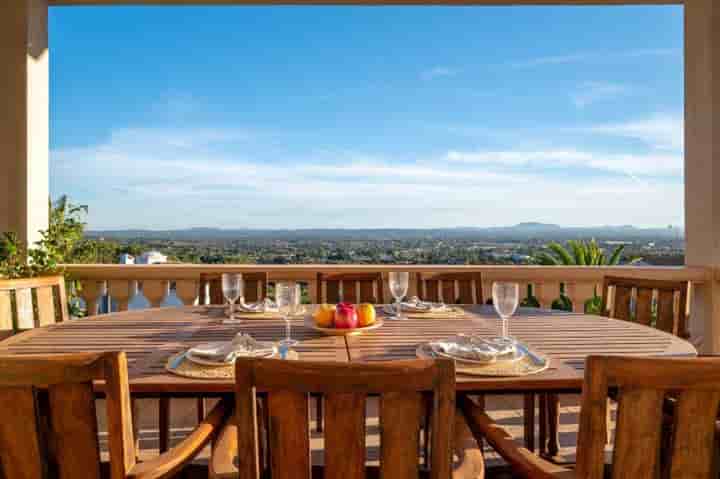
[0,305,696,394]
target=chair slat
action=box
[36,286,56,327]
[441,280,454,304]
[612,388,664,477]
[268,391,310,479]
[343,281,358,304]
[0,290,13,333]
[425,281,440,302]
[48,382,101,479]
[326,280,341,304]
[324,393,366,479]
[635,287,653,326]
[669,390,720,479]
[358,280,374,303]
[613,285,633,321]
[0,387,45,479]
[380,392,422,479]
[457,280,474,304]
[657,290,678,336]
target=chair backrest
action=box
[0,352,136,479]
[233,358,455,479]
[576,356,720,479]
[601,276,690,338]
[0,276,69,338]
[316,272,385,304]
[201,272,269,304]
[416,272,483,304]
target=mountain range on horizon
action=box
[87,223,683,242]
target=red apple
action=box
[334,302,358,329]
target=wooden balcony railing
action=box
[64,264,711,323]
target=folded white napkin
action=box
[190,334,275,363]
[237,298,278,313]
[401,296,450,312]
[429,335,515,363]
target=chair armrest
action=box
[459,395,575,479]
[128,397,233,479]
[209,412,239,479]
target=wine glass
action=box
[492,282,519,339]
[222,273,243,323]
[388,272,409,320]
[276,282,299,347]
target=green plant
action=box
[533,239,640,313]
[0,196,90,316]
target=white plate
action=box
[186,341,277,367]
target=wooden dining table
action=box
[0,304,696,395]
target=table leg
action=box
[545,393,560,459]
[538,394,547,456]
[159,397,170,453]
[523,393,535,452]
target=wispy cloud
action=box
[50,123,684,229]
[421,66,460,80]
[509,48,680,69]
[582,113,684,151]
[445,148,681,177]
[570,81,630,108]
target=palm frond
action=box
[547,242,574,265]
[608,245,624,266]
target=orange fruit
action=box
[356,303,376,327]
[313,304,336,328]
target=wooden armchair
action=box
[462,356,720,479]
[601,276,690,339]
[210,358,484,479]
[0,275,69,339]
[316,272,385,304]
[201,272,269,305]
[0,351,231,479]
[416,272,483,305]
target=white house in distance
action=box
[118,251,168,265]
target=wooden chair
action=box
[601,276,690,339]
[0,351,230,479]
[416,272,483,304]
[462,355,720,479]
[210,358,485,479]
[201,272,269,305]
[0,275,69,339]
[316,272,385,304]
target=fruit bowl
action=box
[309,318,384,336]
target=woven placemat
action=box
[166,350,298,379]
[416,343,549,377]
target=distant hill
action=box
[87,223,682,242]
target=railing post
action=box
[80,280,106,317]
[143,280,169,308]
[535,282,561,310]
[685,0,720,353]
[108,280,132,312]
[175,280,199,306]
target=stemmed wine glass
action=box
[388,272,409,320]
[492,282,519,340]
[276,281,300,347]
[222,273,243,323]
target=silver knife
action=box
[515,342,546,366]
[169,351,188,370]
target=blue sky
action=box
[49,5,684,229]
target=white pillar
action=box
[685,0,720,353]
[0,0,49,247]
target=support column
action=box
[0,0,49,247]
[685,0,720,353]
